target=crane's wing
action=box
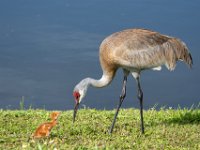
[107,28,170,51]
[104,29,192,70]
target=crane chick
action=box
[30,111,60,140]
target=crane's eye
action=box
[76,94,80,99]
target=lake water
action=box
[0,0,199,110]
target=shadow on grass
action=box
[164,110,200,125]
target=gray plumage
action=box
[73,28,193,134]
[100,28,192,75]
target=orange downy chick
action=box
[32,111,60,139]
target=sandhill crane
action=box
[73,28,193,134]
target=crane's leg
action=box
[136,76,145,134]
[109,76,127,134]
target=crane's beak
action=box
[73,102,79,123]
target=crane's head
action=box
[50,111,61,121]
[73,78,89,122]
[73,88,86,123]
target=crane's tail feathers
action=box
[164,38,193,70]
[177,39,193,68]
[188,53,193,68]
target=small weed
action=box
[19,96,25,110]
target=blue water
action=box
[0,0,199,110]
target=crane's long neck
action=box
[74,71,116,102]
[82,74,113,89]
[75,73,113,94]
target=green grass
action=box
[0,108,200,149]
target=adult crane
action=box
[73,28,193,134]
